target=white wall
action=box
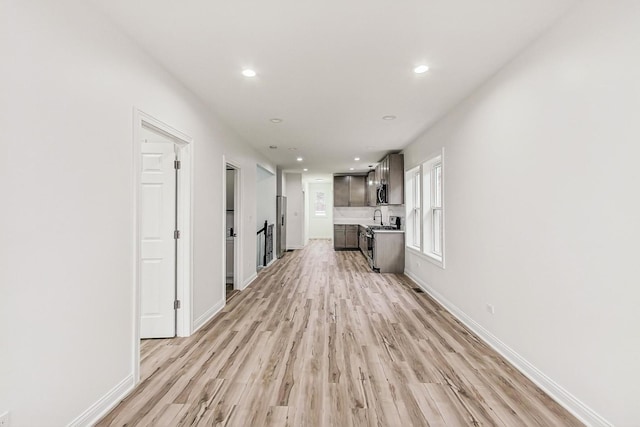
[284,173,304,249]
[256,165,276,232]
[402,1,640,425]
[0,0,274,425]
[307,182,333,239]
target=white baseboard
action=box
[241,272,258,290]
[286,245,304,250]
[266,258,276,268]
[404,270,612,427]
[67,374,134,427]
[192,299,225,333]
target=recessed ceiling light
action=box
[349,167,355,171]
[269,145,278,149]
[316,178,324,181]
[303,168,308,172]
[414,65,429,74]
[270,118,283,123]
[242,69,257,77]
[382,115,396,120]
[296,157,303,162]
[288,147,297,151]
[354,157,360,161]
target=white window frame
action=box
[405,167,421,251]
[405,149,445,268]
[423,158,443,263]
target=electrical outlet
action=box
[416,261,421,267]
[486,304,495,315]
[0,411,10,427]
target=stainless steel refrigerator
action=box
[276,196,287,258]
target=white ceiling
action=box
[90,0,575,175]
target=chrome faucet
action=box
[373,208,382,225]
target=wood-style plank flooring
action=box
[226,282,239,303]
[98,239,583,426]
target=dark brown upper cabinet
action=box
[333,174,367,207]
[374,153,404,205]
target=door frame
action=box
[223,157,242,297]
[132,109,193,382]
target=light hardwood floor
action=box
[97,239,583,426]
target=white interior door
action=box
[140,140,176,338]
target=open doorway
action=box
[133,110,192,383]
[224,161,241,302]
[256,165,276,271]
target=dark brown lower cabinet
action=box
[334,224,359,250]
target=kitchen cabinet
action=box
[374,153,404,205]
[371,231,405,273]
[367,170,377,207]
[349,175,366,207]
[333,174,366,207]
[334,225,346,248]
[358,225,368,253]
[334,224,359,250]
[333,176,350,207]
[346,225,359,248]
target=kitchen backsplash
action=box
[385,205,405,217]
[333,206,405,225]
[333,207,376,219]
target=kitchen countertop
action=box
[371,228,405,233]
[333,219,405,233]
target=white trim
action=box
[407,246,444,268]
[403,270,612,427]
[192,299,225,333]
[266,258,277,268]
[405,148,446,269]
[132,109,194,383]
[405,166,421,250]
[286,245,304,250]
[233,166,242,290]
[67,374,134,427]
[176,141,194,338]
[223,157,243,298]
[222,162,228,299]
[240,272,258,290]
[421,150,445,266]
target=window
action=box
[423,158,443,261]
[405,167,421,250]
[405,150,444,267]
[433,163,442,256]
[314,191,326,216]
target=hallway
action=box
[98,240,581,426]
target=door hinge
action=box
[174,300,181,310]
[174,160,181,170]
[174,230,180,239]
